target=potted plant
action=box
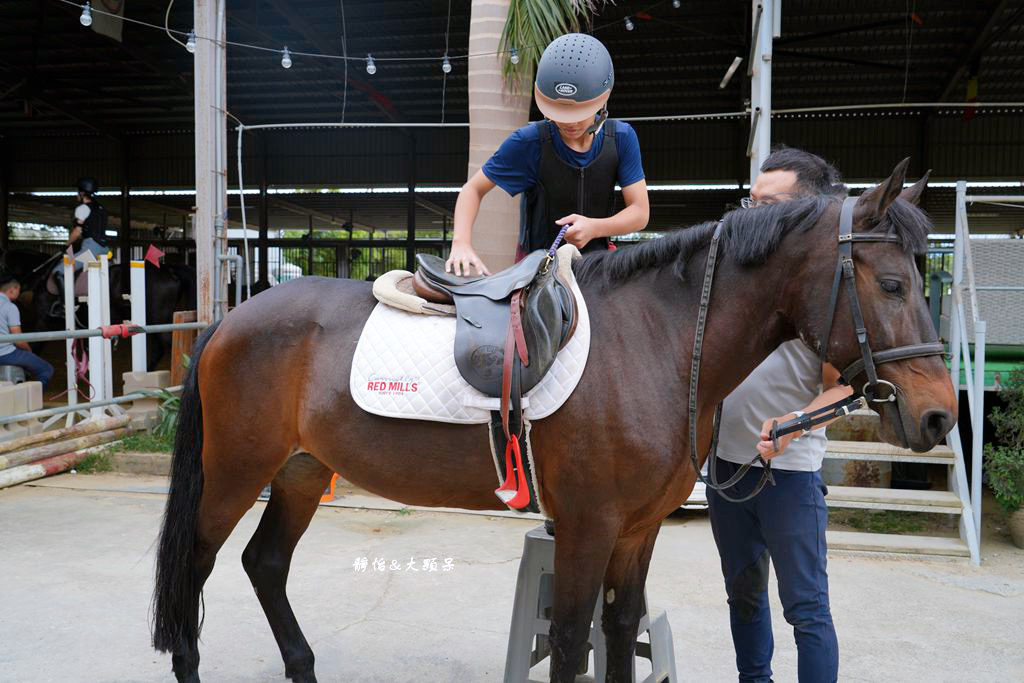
[984,365,1024,548]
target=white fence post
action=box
[63,255,77,428]
[86,261,104,418]
[99,254,114,404]
[130,260,147,373]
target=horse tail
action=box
[151,319,222,653]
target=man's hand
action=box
[444,241,490,276]
[756,413,802,459]
[556,214,602,249]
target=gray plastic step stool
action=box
[504,525,677,683]
[0,366,26,383]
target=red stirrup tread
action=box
[494,435,531,509]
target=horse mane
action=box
[572,193,931,289]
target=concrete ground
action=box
[1,473,1022,683]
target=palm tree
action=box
[466,0,604,270]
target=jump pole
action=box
[100,254,114,403]
[129,260,147,373]
[62,254,77,428]
[86,261,105,419]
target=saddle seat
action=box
[414,250,552,303]
[414,248,577,398]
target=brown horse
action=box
[152,160,956,682]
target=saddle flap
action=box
[416,251,549,301]
[452,264,570,397]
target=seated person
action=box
[0,275,54,390]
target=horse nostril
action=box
[921,409,952,442]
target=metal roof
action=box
[2,1,1023,233]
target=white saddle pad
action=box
[350,275,590,424]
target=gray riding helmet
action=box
[534,33,614,125]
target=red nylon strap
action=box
[100,324,143,339]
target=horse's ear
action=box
[856,157,911,224]
[899,170,930,207]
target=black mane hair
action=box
[573,193,931,289]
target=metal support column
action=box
[0,138,9,251]
[406,132,417,272]
[194,0,227,322]
[119,140,131,271]
[258,134,270,289]
[748,0,775,184]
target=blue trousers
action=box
[707,459,838,683]
[0,348,55,390]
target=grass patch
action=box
[830,509,927,534]
[115,431,175,454]
[394,507,413,516]
[74,451,113,474]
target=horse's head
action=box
[811,159,956,452]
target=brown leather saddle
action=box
[413,250,579,510]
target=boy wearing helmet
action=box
[54,177,110,289]
[447,33,649,275]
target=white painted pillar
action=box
[130,260,147,373]
[63,254,77,427]
[86,262,104,418]
[99,254,113,402]
[194,0,227,323]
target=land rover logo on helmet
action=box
[554,82,578,97]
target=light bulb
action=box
[624,16,634,31]
[441,55,452,74]
[366,54,376,75]
[185,30,196,54]
[80,2,93,27]
[281,46,292,69]
[510,47,520,65]
[673,0,681,8]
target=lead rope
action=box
[688,223,776,503]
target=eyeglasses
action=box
[740,192,798,209]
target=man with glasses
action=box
[709,146,852,683]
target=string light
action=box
[185,30,196,53]
[673,0,681,8]
[366,54,377,75]
[281,46,293,69]
[80,2,92,27]
[441,54,452,73]
[510,47,520,64]
[624,16,635,31]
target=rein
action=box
[689,196,946,502]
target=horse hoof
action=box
[286,670,317,683]
[544,518,555,537]
[173,671,200,683]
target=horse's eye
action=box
[880,279,902,294]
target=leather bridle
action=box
[822,196,945,401]
[688,195,946,502]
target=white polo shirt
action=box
[716,340,828,472]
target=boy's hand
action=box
[445,242,490,276]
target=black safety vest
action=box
[73,200,109,246]
[519,121,618,255]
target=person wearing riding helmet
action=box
[446,33,648,275]
[54,177,110,287]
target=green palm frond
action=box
[500,0,609,93]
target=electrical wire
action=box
[440,0,452,124]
